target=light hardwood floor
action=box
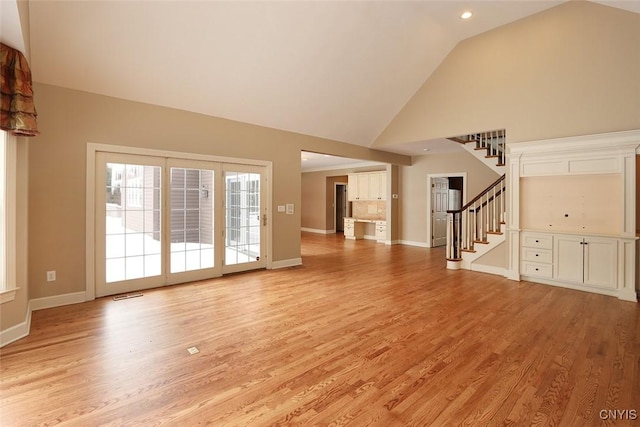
[2,233,639,426]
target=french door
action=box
[95,152,266,297]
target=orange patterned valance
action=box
[1,43,39,136]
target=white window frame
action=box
[0,130,17,303]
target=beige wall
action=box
[26,83,408,305]
[398,151,499,245]
[374,1,640,148]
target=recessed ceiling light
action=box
[461,11,473,20]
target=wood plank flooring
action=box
[2,232,640,426]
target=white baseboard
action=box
[31,291,87,311]
[270,258,303,269]
[0,301,32,348]
[1,291,87,348]
[471,264,506,277]
[618,288,638,303]
[397,240,430,248]
[301,228,332,234]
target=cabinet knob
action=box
[535,254,539,257]
[535,240,539,243]
[535,268,539,271]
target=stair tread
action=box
[460,249,476,253]
[446,257,462,261]
[486,231,503,235]
[473,240,489,244]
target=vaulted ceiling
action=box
[4,1,639,149]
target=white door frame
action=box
[86,143,272,301]
[426,172,467,248]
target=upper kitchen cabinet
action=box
[348,171,387,201]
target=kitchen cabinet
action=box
[344,218,363,240]
[375,220,386,242]
[348,172,387,201]
[344,218,386,242]
[521,231,619,294]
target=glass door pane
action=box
[223,167,266,272]
[170,167,215,273]
[105,162,162,282]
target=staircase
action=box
[449,129,505,174]
[445,129,507,274]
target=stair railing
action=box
[472,129,506,166]
[446,174,506,262]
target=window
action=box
[0,130,17,303]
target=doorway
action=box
[427,173,466,248]
[94,151,267,297]
[335,183,348,233]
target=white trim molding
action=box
[301,228,333,234]
[270,258,303,269]
[0,301,31,347]
[30,291,87,311]
[397,240,431,248]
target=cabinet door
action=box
[357,174,369,200]
[368,173,381,200]
[378,172,387,200]
[554,236,584,284]
[347,174,358,201]
[584,238,617,289]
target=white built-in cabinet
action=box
[344,218,386,243]
[554,235,617,289]
[348,171,387,201]
[375,220,387,242]
[521,232,618,293]
[507,130,640,302]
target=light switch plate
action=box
[277,205,285,212]
[286,204,294,214]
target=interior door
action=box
[222,165,267,274]
[432,177,449,247]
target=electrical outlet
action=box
[46,271,56,282]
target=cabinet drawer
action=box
[522,233,552,250]
[521,247,552,264]
[521,261,552,278]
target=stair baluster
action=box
[446,174,506,266]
